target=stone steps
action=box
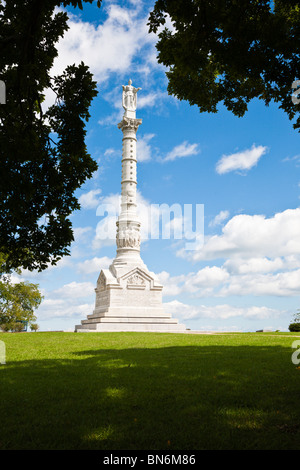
[87,308,172,320]
[81,316,179,325]
[75,321,186,333]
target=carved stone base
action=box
[74,265,186,333]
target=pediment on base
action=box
[119,267,163,291]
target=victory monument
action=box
[75,80,186,332]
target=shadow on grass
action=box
[0,343,299,450]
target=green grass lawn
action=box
[0,331,300,450]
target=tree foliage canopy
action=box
[148,0,300,128]
[0,254,43,329]
[0,0,101,272]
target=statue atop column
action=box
[122,79,141,118]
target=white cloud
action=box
[93,193,120,249]
[163,299,283,321]
[136,133,155,162]
[19,255,74,280]
[184,266,230,292]
[173,207,300,298]
[161,259,300,298]
[104,148,116,157]
[219,269,300,297]
[163,141,200,162]
[163,267,225,298]
[137,92,167,109]
[184,208,300,262]
[282,154,300,165]
[73,226,93,241]
[37,280,96,321]
[209,210,230,227]
[77,256,113,274]
[49,3,156,87]
[53,281,95,298]
[52,5,156,84]
[157,266,229,298]
[98,111,123,127]
[216,144,268,174]
[157,271,185,296]
[42,4,160,113]
[223,257,284,274]
[79,189,102,209]
[38,299,94,320]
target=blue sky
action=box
[18,0,300,332]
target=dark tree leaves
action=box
[0,0,101,271]
[148,0,300,129]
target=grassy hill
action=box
[0,331,300,450]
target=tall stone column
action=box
[75,80,186,333]
[113,116,143,268]
[111,80,146,275]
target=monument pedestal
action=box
[75,80,186,333]
[75,264,186,332]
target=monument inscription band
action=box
[75,80,186,332]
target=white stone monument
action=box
[75,80,186,332]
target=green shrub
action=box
[11,322,24,332]
[0,323,12,332]
[30,323,39,332]
[288,322,300,332]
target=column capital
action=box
[118,117,142,132]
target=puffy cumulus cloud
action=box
[42,4,161,112]
[223,257,285,275]
[173,207,300,298]
[163,263,300,299]
[53,281,95,298]
[73,226,93,241]
[219,269,300,297]
[52,4,156,84]
[216,144,268,174]
[37,299,94,320]
[138,92,167,109]
[156,271,185,296]
[78,189,102,209]
[136,133,155,162]
[163,300,283,321]
[157,266,229,298]
[77,256,113,274]
[163,300,204,320]
[37,280,96,321]
[182,267,230,296]
[182,208,300,263]
[159,263,300,299]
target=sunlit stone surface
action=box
[75,80,186,333]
